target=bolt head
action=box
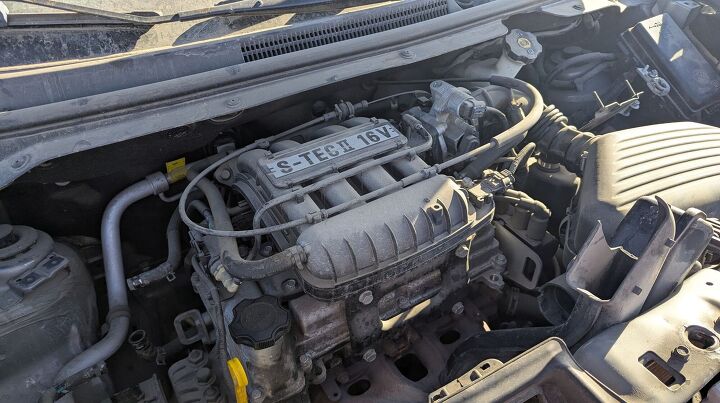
[362,348,377,362]
[188,350,204,364]
[282,278,298,291]
[219,168,232,181]
[251,388,263,402]
[452,302,465,315]
[299,353,313,370]
[260,245,274,257]
[359,290,374,305]
[336,372,350,384]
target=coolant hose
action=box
[484,106,510,130]
[186,169,304,281]
[126,207,182,290]
[223,247,304,280]
[54,173,170,384]
[186,170,243,260]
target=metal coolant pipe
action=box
[54,172,170,383]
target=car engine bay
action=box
[2,0,720,402]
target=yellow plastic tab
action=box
[227,358,249,403]
[165,157,187,184]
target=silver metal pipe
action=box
[54,172,169,383]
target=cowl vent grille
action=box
[239,0,448,62]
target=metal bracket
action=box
[0,252,69,309]
[580,81,643,131]
[10,252,69,294]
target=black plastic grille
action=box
[239,0,448,62]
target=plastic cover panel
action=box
[573,122,720,248]
[430,338,621,403]
[575,269,720,403]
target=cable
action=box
[158,191,181,203]
[178,90,431,237]
[367,90,431,106]
[509,142,536,174]
[180,76,542,238]
[177,103,360,236]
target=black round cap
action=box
[504,29,542,64]
[229,296,290,350]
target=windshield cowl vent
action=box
[238,0,448,62]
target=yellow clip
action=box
[227,358,249,403]
[165,157,187,184]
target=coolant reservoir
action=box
[0,224,97,402]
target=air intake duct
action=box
[526,105,596,174]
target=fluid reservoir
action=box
[0,224,97,402]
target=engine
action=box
[222,116,502,296]
[203,91,511,401]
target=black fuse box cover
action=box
[620,14,720,117]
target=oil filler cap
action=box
[504,29,542,64]
[229,295,290,350]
